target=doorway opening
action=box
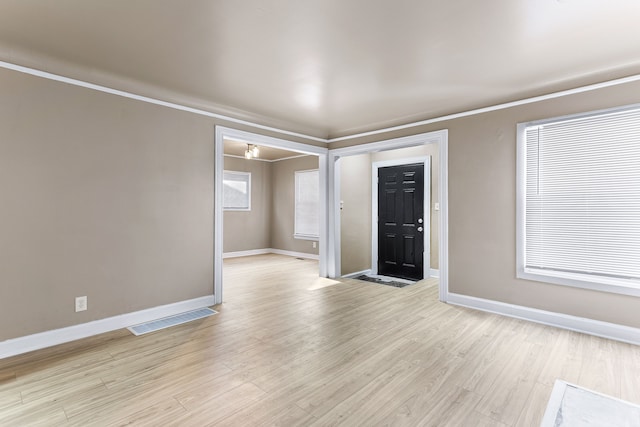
[214,126,329,305]
[328,130,448,301]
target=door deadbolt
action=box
[417,218,423,224]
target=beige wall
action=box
[332,80,640,329]
[340,144,439,276]
[223,156,272,253]
[339,154,372,275]
[0,69,213,340]
[0,67,320,341]
[271,156,320,255]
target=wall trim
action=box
[430,268,440,278]
[3,59,640,144]
[224,153,272,163]
[222,248,319,260]
[327,74,640,142]
[341,269,373,279]
[223,249,272,259]
[446,293,640,346]
[223,153,310,163]
[269,248,319,260]
[0,295,215,359]
[0,60,327,144]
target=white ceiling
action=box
[1,0,640,139]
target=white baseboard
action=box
[0,295,215,359]
[223,248,271,259]
[341,269,372,279]
[269,248,319,260]
[223,248,319,260]
[446,293,640,346]
[429,268,440,278]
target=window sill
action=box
[294,234,319,241]
[518,268,640,297]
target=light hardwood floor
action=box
[0,254,638,426]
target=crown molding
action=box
[327,73,640,143]
[223,153,310,163]
[2,52,640,145]
[0,47,328,143]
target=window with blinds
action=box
[517,105,640,295]
[223,171,251,211]
[294,169,320,240]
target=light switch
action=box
[434,202,440,211]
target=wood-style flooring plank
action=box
[215,397,316,427]
[0,390,21,411]
[621,343,640,404]
[514,381,553,427]
[169,382,266,426]
[0,400,69,426]
[109,397,187,427]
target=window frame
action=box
[223,170,251,211]
[294,168,320,241]
[516,103,640,297]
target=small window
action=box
[517,105,640,295]
[294,169,319,240]
[223,171,251,211]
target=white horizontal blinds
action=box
[524,108,640,281]
[295,170,320,238]
[525,126,544,268]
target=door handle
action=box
[417,218,423,224]
[417,227,423,232]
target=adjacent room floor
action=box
[0,254,638,426]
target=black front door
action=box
[378,163,424,281]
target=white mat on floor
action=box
[541,380,640,426]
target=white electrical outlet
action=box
[312,241,317,249]
[75,296,87,312]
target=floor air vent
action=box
[128,308,217,336]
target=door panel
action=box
[378,163,424,280]
[385,191,397,223]
[403,236,416,265]
[402,190,416,224]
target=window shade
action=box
[295,169,319,239]
[524,107,640,283]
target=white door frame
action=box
[371,156,431,279]
[328,130,449,302]
[214,126,329,305]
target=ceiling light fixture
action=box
[245,144,259,159]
